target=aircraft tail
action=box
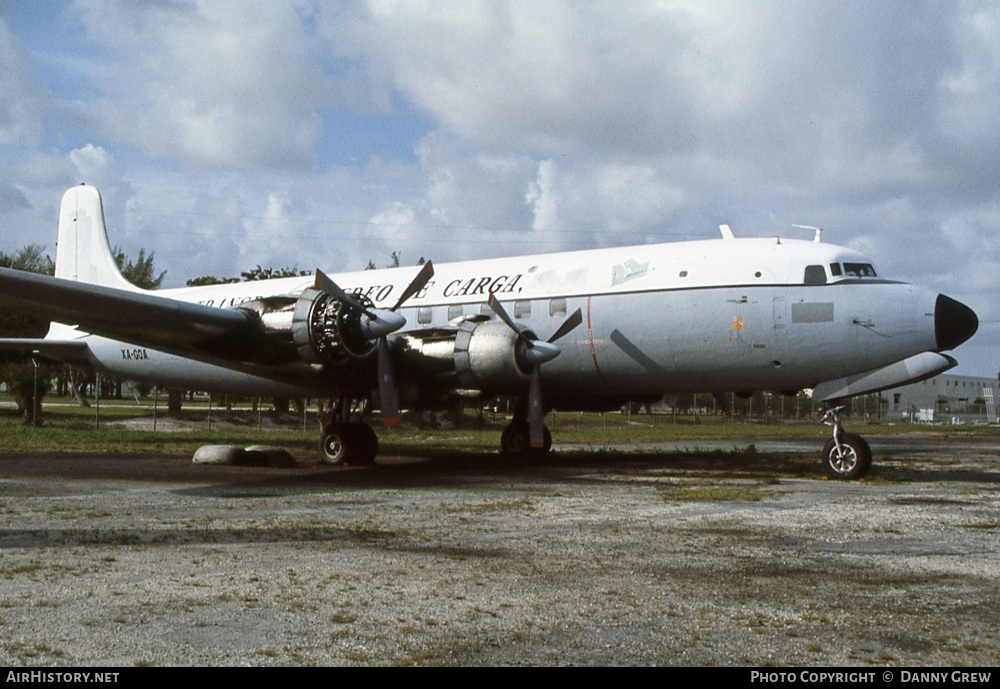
[55,184,140,292]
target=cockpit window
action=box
[829,263,842,277]
[803,265,827,285]
[843,262,876,277]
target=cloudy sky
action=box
[1,0,997,375]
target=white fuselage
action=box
[70,236,940,405]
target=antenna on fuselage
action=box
[792,224,823,242]
[719,224,735,240]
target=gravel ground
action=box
[0,434,998,666]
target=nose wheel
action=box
[820,406,872,480]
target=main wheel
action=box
[537,426,552,454]
[348,423,378,466]
[500,422,529,456]
[500,423,551,458]
[822,432,872,480]
[319,424,350,465]
[318,423,379,466]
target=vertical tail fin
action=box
[55,184,140,292]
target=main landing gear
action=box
[499,418,552,458]
[318,399,378,466]
[319,422,378,466]
[820,405,872,480]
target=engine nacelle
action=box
[456,320,535,392]
[292,287,377,366]
[398,319,535,395]
[239,287,377,368]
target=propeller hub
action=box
[360,309,406,339]
[521,340,561,366]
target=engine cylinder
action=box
[237,288,377,369]
[291,287,377,366]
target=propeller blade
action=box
[547,308,583,343]
[377,263,435,427]
[391,261,435,312]
[314,269,376,319]
[528,367,545,448]
[487,291,533,348]
[377,337,400,427]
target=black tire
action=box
[347,423,378,466]
[500,422,529,456]
[538,426,553,454]
[319,423,379,466]
[822,432,872,480]
[500,423,551,458]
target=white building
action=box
[884,373,998,424]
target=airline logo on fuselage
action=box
[195,272,526,308]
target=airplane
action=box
[0,184,979,479]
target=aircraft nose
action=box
[935,294,978,352]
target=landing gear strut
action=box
[820,405,872,480]
[318,398,378,466]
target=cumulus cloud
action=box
[69,0,333,168]
[0,181,30,212]
[525,159,685,248]
[355,3,957,172]
[334,3,997,260]
[0,18,47,145]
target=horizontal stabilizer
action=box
[0,339,92,366]
[813,351,957,402]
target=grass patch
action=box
[329,610,358,624]
[0,398,997,456]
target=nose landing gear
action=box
[820,405,872,480]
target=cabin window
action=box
[679,270,688,278]
[804,265,827,285]
[843,262,877,277]
[514,300,531,319]
[549,298,567,317]
[447,304,463,320]
[829,263,842,276]
[417,307,432,325]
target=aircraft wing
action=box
[0,268,287,365]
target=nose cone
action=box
[935,294,978,352]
